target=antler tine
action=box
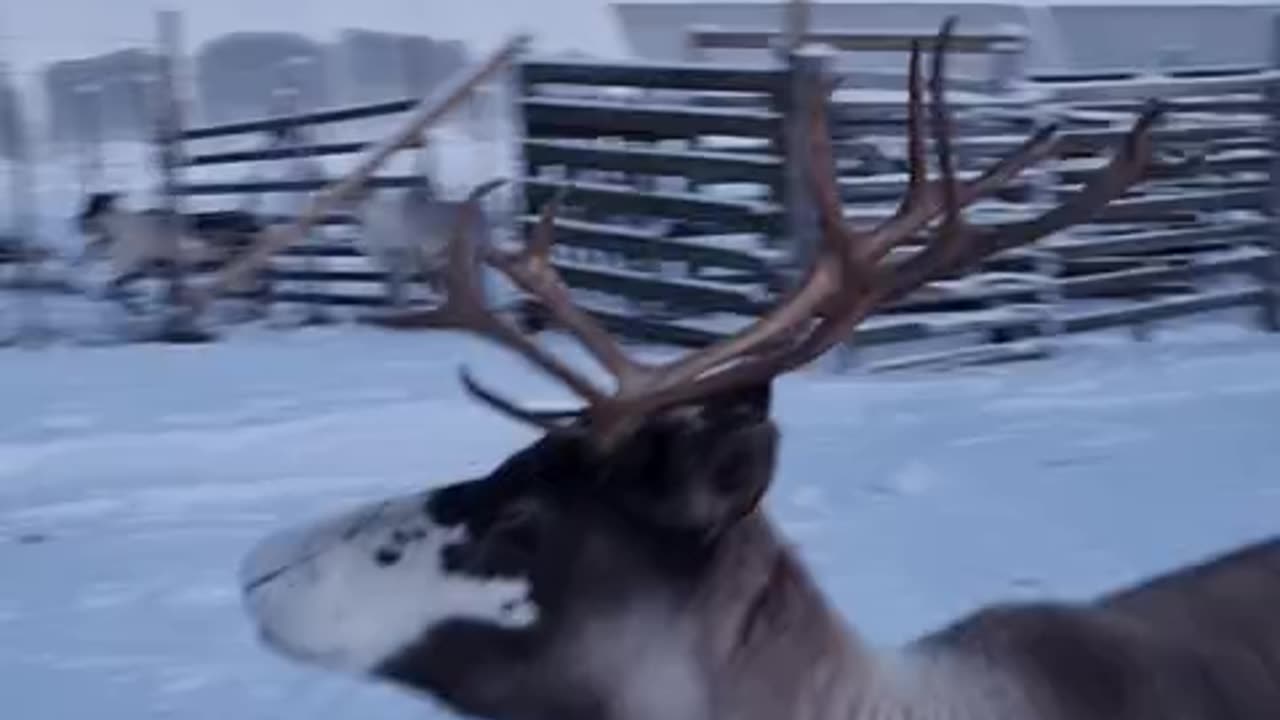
[882,101,1165,305]
[858,19,1060,264]
[584,17,1163,417]
[440,18,1168,449]
[541,17,1022,419]
[486,185,650,389]
[424,181,608,408]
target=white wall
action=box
[611,1,1280,74]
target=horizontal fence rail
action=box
[98,21,1278,360]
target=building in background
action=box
[612,1,1279,75]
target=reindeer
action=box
[349,152,499,310]
[237,22,1280,720]
[74,191,267,314]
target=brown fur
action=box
[916,536,1280,720]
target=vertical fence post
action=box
[781,45,829,274]
[1003,27,1065,350]
[1260,13,1280,332]
[505,43,533,325]
[988,24,1027,95]
[74,82,103,197]
[1,59,50,347]
[281,55,333,326]
[783,0,811,56]
[780,44,836,359]
[152,8,209,341]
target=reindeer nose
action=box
[240,500,386,593]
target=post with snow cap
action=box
[783,0,812,55]
[152,8,211,342]
[278,54,335,326]
[1259,12,1280,332]
[987,23,1027,95]
[73,82,104,197]
[781,44,830,277]
[1,57,51,347]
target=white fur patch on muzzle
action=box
[239,491,537,672]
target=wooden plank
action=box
[185,142,373,165]
[552,259,765,314]
[878,284,1043,314]
[226,289,390,307]
[176,175,421,196]
[522,177,782,231]
[181,98,417,141]
[952,123,1267,157]
[523,138,783,183]
[258,213,359,226]
[264,268,421,284]
[1059,251,1268,297]
[1094,188,1265,221]
[517,215,775,274]
[1048,222,1270,258]
[559,266,765,312]
[523,97,782,140]
[520,57,787,93]
[688,26,1024,54]
[1054,152,1271,184]
[1061,288,1266,333]
[1037,71,1280,103]
[565,304,727,347]
[278,243,364,258]
[868,340,1051,373]
[1030,64,1266,84]
[1064,97,1268,116]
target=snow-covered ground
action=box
[1,318,1277,720]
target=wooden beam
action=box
[1059,251,1269,297]
[523,97,782,140]
[175,175,422,196]
[522,177,782,232]
[551,260,766,314]
[1048,222,1270,258]
[1061,288,1265,333]
[517,215,775,274]
[520,58,786,93]
[688,26,1025,54]
[181,98,417,141]
[185,142,380,165]
[523,138,782,183]
[1094,188,1265,222]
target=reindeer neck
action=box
[690,516,1037,720]
[688,514,871,720]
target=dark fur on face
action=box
[77,192,118,235]
[371,383,778,720]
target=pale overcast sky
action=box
[1,0,634,76]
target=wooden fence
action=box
[130,14,1280,364]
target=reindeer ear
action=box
[700,380,772,427]
[606,382,778,540]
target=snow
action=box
[1,317,1278,719]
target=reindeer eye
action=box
[494,502,542,545]
[479,501,545,575]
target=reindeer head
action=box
[241,381,777,720]
[76,191,119,238]
[239,20,1164,720]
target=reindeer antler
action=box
[419,18,1167,450]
